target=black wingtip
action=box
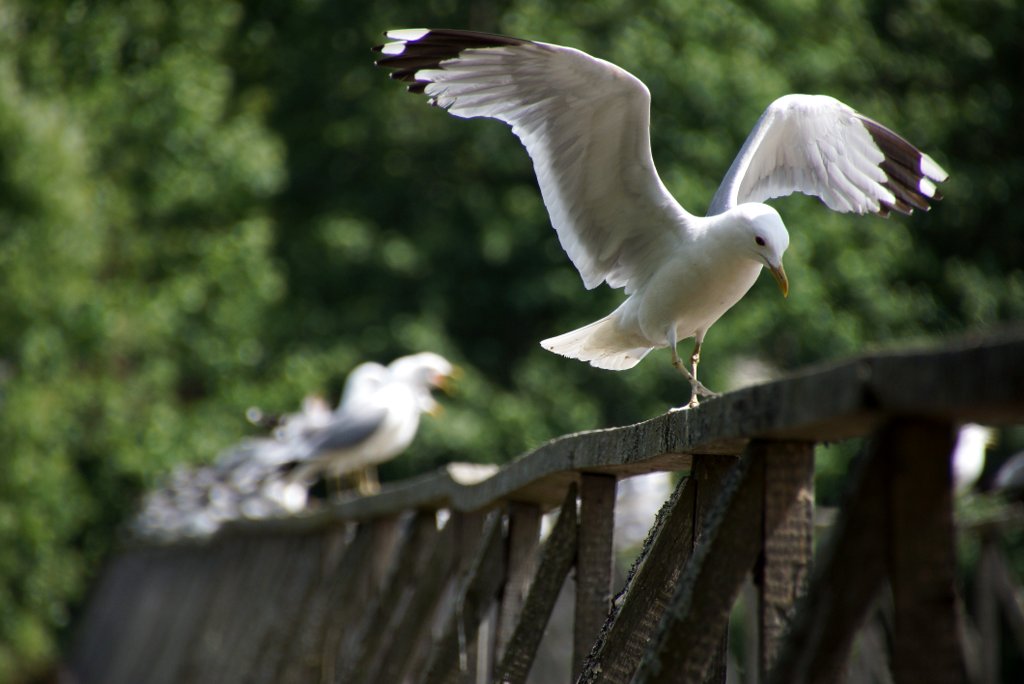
[859,115,946,217]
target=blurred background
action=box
[1,0,1022,680]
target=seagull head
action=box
[388,352,458,415]
[735,203,790,298]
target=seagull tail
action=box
[541,314,653,371]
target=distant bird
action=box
[376,29,947,406]
[952,423,996,494]
[288,352,455,495]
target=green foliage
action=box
[0,0,1021,678]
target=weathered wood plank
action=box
[766,430,892,684]
[70,550,156,683]
[632,446,766,684]
[886,419,963,683]
[758,443,815,678]
[693,455,738,684]
[579,475,697,684]
[246,534,326,684]
[321,517,400,683]
[366,517,459,684]
[450,511,487,684]
[495,501,542,659]
[991,546,1024,657]
[186,537,291,684]
[275,524,373,684]
[975,539,999,684]
[420,513,508,684]
[495,485,578,684]
[110,548,210,684]
[341,511,439,682]
[574,473,617,681]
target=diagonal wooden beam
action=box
[341,511,439,683]
[632,445,767,684]
[368,516,458,684]
[420,512,508,684]
[497,483,585,684]
[578,474,698,684]
[693,456,738,684]
[495,484,579,684]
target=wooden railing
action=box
[68,330,1024,683]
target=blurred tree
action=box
[0,0,286,678]
[0,0,1020,679]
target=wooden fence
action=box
[68,331,1024,683]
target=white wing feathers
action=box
[708,94,948,217]
[376,29,687,294]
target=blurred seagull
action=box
[375,29,948,406]
[952,423,996,494]
[289,352,455,494]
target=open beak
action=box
[433,365,463,396]
[768,262,789,298]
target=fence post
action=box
[886,418,962,683]
[574,472,617,680]
[495,485,578,684]
[757,442,815,679]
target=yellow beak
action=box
[433,365,463,396]
[768,263,789,298]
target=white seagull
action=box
[288,352,455,494]
[375,29,948,407]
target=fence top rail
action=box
[196,329,1024,540]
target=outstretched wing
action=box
[376,29,689,294]
[707,94,948,217]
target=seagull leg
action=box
[668,330,718,409]
[690,341,718,400]
[357,467,380,496]
[669,346,711,409]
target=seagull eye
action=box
[755,236,766,246]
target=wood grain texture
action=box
[579,475,698,684]
[495,502,542,660]
[495,485,578,684]
[574,473,617,680]
[766,428,894,684]
[693,456,738,684]
[342,511,439,683]
[886,419,963,684]
[633,449,764,684]
[420,513,508,684]
[758,443,815,678]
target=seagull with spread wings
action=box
[375,29,948,407]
